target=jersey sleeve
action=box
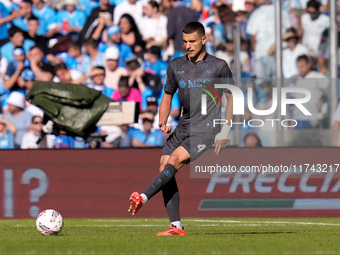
[164,63,178,94]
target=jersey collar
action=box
[185,52,209,63]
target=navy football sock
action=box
[143,164,177,200]
[162,176,180,223]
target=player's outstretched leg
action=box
[128,192,145,215]
[128,163,178,215]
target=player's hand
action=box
[158,122,172,134]
[214,139,228,156]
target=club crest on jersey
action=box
[179,79,186,88]
[204,68,211,75]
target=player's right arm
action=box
[158,92,173,133]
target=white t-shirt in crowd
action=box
[247,4,291,58]
[21,131,54,149]
[0,57,8,75]
[301,13,330,54]
[292,71,329,121]
[282,43,309,78]
[113,1,144,29]
[140,15,168,42]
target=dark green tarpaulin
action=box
[26,81,112,138]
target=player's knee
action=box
[167,155,181,168]
[159,164,165,172]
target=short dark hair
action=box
[244,132,262,147]
[55,62,68,72]
[9,26,23,38]
[183,22,205,36]
[306,0,321,10]
[27,15,39,22]
[125,59,140,71]
[118,76,130,88]
[31,115,42,124]
[92,66,105,75]
[67,41,82,51]
[22,0,33,7]
[148,0,159,10]
[83,38,99,48]
[29,45,44,53]
[296,54,311,64]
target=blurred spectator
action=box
[83,39,105,70]
[27,46,55,81]
[3,47,29,91]
[3,91,32,148]
[132,111,164,147]
[17,68,44,118]
[289,0,328,12]
[63,41,91,74]
[167,0,198,57]
[244,0,255,13]
[12,0,34,33]
[0,114,16,149]
[19,68,36,93]
[100,124,132,148]
[143,46,168,85]
[53,133,76,148]
[103,46,128,90]
[247,0,292,79]
[299,0,330,56]
[125,58,163,101]
[32,0,59,38]
[215,38,249,74]
[80,0,114,41]
[23,16,48,54]
[100,25,133,67]
[243,131,263,147]
[291,54,328,129]
[57,0,86,37]
[119,14,146,57]
[202,3,227,51]
[0,26,35,64]
[78,0,100,18]
[0,2,19,47]
[246,0,275,80]
[113,0,143,27]
[91,7,114,41]
[21,115,54,149]
[112,75,142,106]
[140,1,168,49]
[282,28,308,78]
[317,29,330,75]
[84,66,114,98]
[53,62,82,83]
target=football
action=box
[36,209,64,236]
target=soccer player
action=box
[128,21,234,236]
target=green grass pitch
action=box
[1,218,339,255]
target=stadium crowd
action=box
[0,0,338,149]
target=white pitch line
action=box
[186,219,340,226]
[284,251,340,255]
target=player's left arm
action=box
[214,91,233,156]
